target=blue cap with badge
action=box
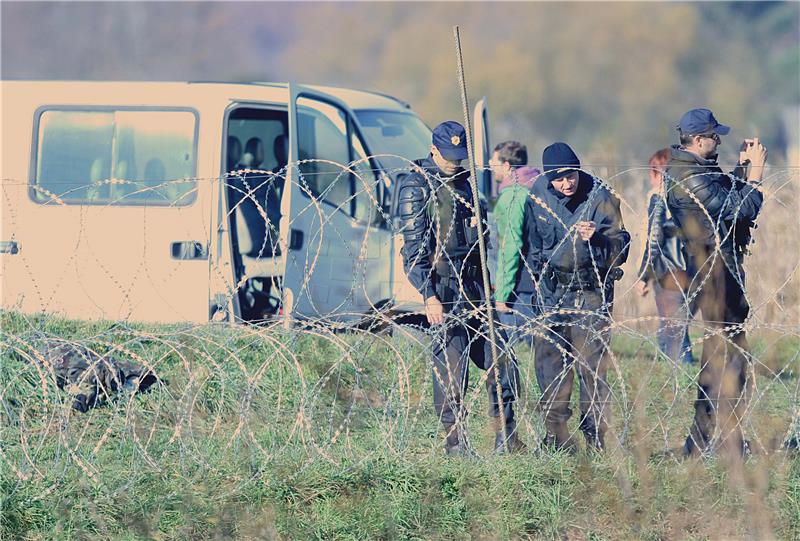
[677,108,731,136]
[432,121,469,161]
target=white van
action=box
[1,81,492,324]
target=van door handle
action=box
[289,229,304,250]
[0,241,19,254]
[171,241,208,260]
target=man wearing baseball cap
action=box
[665,107,767,458]
[397,120,524,455]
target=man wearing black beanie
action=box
[525,142,630,451]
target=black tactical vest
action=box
[431,180,489,270]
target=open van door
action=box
[471,97,499,284]
[473,97,492,201]
[282,84,389,322]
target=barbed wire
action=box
[1,156,798,535]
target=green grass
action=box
[1,311,798,540]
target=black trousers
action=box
[684,247,751,456]
[534,286,613,449]
[430,276,521,444]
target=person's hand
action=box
[495,301,511,313]
[576,221,596,242]
[738,139,754,164]
[425,296,444,325]
[635,280,650,297]
[740,138,768,168]
[748,138,768,168]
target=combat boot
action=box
[493,417,528,454]
[541,433,577,455]
[445,443,468,457]
[542,420,577,454]
[579,414,607,452]
[443,424,467,457]
[582,428,606,452]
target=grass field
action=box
[1,311,798,540]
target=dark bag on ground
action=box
[38,342,161,412]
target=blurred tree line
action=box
[2,1,798,171]
[2,1,798,323]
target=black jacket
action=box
[664,146,762,272]
[525,172,630,283]
[39,342,159,412]
[397,156,489,301]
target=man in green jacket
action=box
[489,141,541,346]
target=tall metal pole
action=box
[453,25,508,447]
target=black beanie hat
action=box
[542,142,581,182]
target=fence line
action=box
[1,158,798,499]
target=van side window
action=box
[33,109,197,205]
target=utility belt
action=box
[435,257,483,280]
[550,267,623,291]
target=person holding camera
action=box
[665,108,767,458]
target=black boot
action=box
[443,425,467,457]
[543,418,576,453]
[541,432,577,454]
[493,418,527,454]
[582,429,605,452]
[579,415,606,452]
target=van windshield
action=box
[354,110,431,177]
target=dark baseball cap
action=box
[432,121,469,161]
[677,108,731,136]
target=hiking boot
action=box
[682,435,751,459]
[582,431,605,452]
[493,418,528,454]
[443,424,467,457]
[682,434,700,458]
[444,443,468,457]
[494,432,528,454]
[541,433,577,455]
[543,419,576,454]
